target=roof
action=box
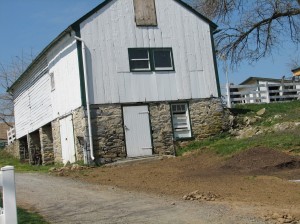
[291,67,300,73]
[0,123,12,141]
[292,67,300,76]
[239,76,293,85]
[8,0,217,92]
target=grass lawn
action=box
[0,192,49,224]
[0,150,53,172]
[178,101,300,156]
[0,151,52,223]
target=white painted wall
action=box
[80,0,218,104]
[13,57,52,138]
[13,33,82,138]
[47,34,82,118]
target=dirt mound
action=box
[223,147,300,172]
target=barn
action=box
[9,0,227,165]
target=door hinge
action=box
[141,147,152,150]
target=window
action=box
[50,73,55,91]
[128,49,151,71]
[128,48,174,72]
[171,103,192,139]
[152,49,174,71]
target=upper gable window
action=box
[133,0,157,26]
[152,49,174,71]
[128,48,174,72]
[128,49,151,71]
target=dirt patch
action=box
[56,148,300,220]
[223,147,300,174]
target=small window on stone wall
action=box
[171,103,192,139]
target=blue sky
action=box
[0,0,298,88]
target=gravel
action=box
[15,173,265,224]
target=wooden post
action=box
[265,82,271,103]
[226,83,232,108]
[1,166,17,224]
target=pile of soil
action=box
[223,147,300,173]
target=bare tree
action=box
[0,51,34,126]
[191,0,300,67]
[287,56,300,70]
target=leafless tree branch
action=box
[190,0,300,67]
[0,51,34,125]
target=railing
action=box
[0,166,17,224]
[7,127,16,145]
[223,82,300,108]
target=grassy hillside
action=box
[0,150,54,172]
[178,101,300,156]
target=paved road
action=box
[15,173,264,224]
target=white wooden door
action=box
[59,115,76,164]
[123,105,153,157]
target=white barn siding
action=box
[80,0,218,105]
[13,33,82,138]
[47,34,82,117]
[13,58,52,138]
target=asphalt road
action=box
[15,173,265,224]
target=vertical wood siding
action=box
[13,34,81,138]
[80,0,218,104]
[13,57,52,138]
[47,34,82,117]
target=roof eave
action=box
[8,26,73,93]
[8,0,217,93]
[173,0,217,30]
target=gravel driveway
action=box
[15,173,264,224]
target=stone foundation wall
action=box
[51,119,62,163]
[72,107,87,161]
[39,125,54,165]
[90,104,126,164]
[149,103,174,155]
[27,131,41,164]
[9,99,229,165]
[189,98,229,140]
